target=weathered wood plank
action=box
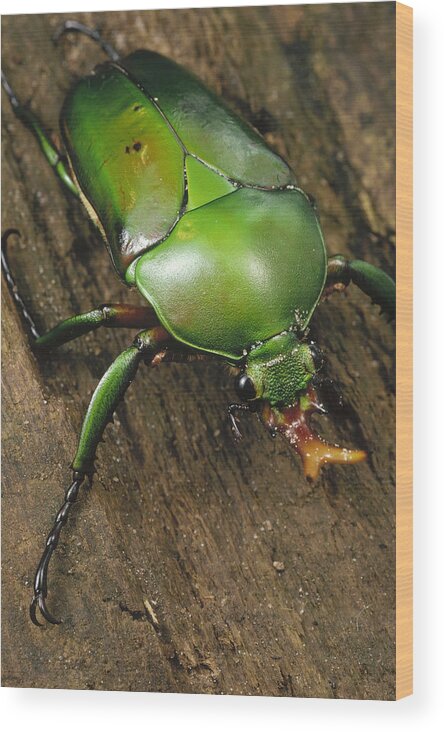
[2,4,395,698]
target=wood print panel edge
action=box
[395,0,413,701]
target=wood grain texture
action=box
[395,1,413,700]
[2,4,396,698]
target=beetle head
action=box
[234,332,366,480]
[236,332,319,408]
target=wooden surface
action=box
[395,2,413,700]
[2,4,396,698]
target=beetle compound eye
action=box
[235,374,257,402]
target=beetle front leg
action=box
[325,254,395,321]
[228,403,256,440]
[1,71,79,197]
[30,326,170,627]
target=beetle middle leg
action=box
[34,303,161,350]
[30,326,171,626]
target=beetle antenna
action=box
[1,229,40,340]
[30,471,87,626]
[53,20,120,62]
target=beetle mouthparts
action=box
[260,386,367,481]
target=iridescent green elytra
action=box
[61,51,326,364]
[1,22,395,626]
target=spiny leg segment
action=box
[1,230,40,339]
[30,472,85,625]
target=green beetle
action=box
[1,21,395,627]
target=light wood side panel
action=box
[396,1,413,701]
